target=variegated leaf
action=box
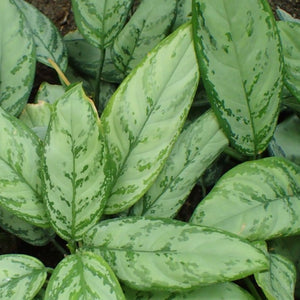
[0,107,49,227]
[112,0,177,75]
[255,254,296,300]
[71,0,133,48]
[43,84,111,241]
[0,254,47,300]
[83,217,268,290]
[19,101,52,141]
[131,109,228,218]
[123,282,255,299]
[0,0,35,116]
[277,8,300,24]
[191,157,300,241]
[102,23,199,214]
[44,251,125,300]
[192,0,283,156]
[0,206,54,246]
[172,0,192,30]
[278,21,300,101]
[13,0,68,71]
[35,83,65,104]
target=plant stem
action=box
[51,238,68,256]
[47,58,70,86]
[244,277,263,300]
[224,146,247,162]
[94,48,106,112]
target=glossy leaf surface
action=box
[0,0,35,116]
[0,254,46,300]
[255,254,296,300]
[112,0,177,75]
[0,107,49,227]
[71,0,133,48]
[191,157,300,241]
[102,23,199,214]
[123,282,255,299]
[132,109,228,218]
[0,206,54,246]
[44,252,125,300]
[13,0,68,71]
[278,21,300,101]
[83,217,268,290]
[192,0,283,155]
[43,84,110,241]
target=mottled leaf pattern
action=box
[102,23,199,214]
[35,83,65,104]
[0,107,49,227]
[112,0,177,75]
[83,217,268,290]
[44,252,125,300]
[131,109,228,218]
[43,84,110,241]
[255,254,296,300]
[0,206,54,246]
[123,282,255,299]
[192,0,283,155]
[172,0,192,30]
[191,157,300,241]
[13,0,68,71]
[0,0,35,116]
[71,0,133,48]
[0,254,47,300]
[278,21,300,101]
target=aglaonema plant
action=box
[0,0,299,299]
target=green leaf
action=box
[43,84,111,241]
[44,251,125,300]
[35,82,65,104]
[0,254,47,300]
[19,101,52,141]
[112,0,177,76]
[131,109,228,218]
[191,157,300,241]
[268,115,300,165]
[0,107,49,227]
[277,8,300,24]
[255,253,296,300]
[71,0,133,48]
[83,217,268,291]
[0,206,54,246]
[192,0,283,156]
[102,23,199,214]
[13,0,68,71]
[172,0,192,30]
[278,21,300,101]
[0,0,35,116]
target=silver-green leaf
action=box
[43,84,111,241]
[192,0,283,156]
[0,0,35,116]
[0,254,47,300]
[191,157,300,241]
[44,251,125,300]
[83,217,268,291]
[102,23,199,214]
[131,109,228,218]
[13,0,68,71]
[71,0,133,48]
[112,0,177,76]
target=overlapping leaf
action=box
[131,109,228,218]
[0,107,49,227]
[277,21,300,101]
[83,217,268,291]
[191,157,300,241]
[71,0,133,48]
[192,0,283,156]
[255,254,296,300]
[44,251,125,300]
[43,84,111,241]
[112,0,177,75]
[0,0,35,116]
[13,0,68,71]
[172,0,192,30]
[102,23,199,214]
[0,254,47,300]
